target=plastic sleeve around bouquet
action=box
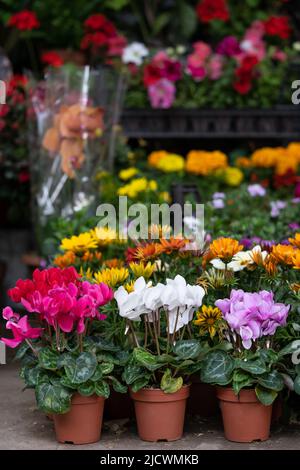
[28,65,125,245]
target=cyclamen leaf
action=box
[78,382,95,397]
[35,383,72,414]
[110,377,127,394]
[131,376,151,393]
[95,380,110,399]
[122,364,144,385]
[64,352,97,384]
[160,369,183,394]
[133,348,161,371]
[201,350,234,386]
[294,375,300,395]
[173,340,202,360]
[255,385,277,406]
[38,348,59,371]
[98,362,114,375]
[258,371,284,392]
[236,358,267,375]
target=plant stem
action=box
[25,339,38,357]
[165,310,170,353]
[171,307,180,344]
[153,314,161,355]
[128,320,139,348]
[143,317,148,348]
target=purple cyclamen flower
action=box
[216,36,241,56]
[215,289,290,349]
[148,78,176,109]
[247,184,266,197]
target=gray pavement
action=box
[0,362,300,450]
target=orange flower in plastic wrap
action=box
[42,103,104,179]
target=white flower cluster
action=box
[114,275,205,334]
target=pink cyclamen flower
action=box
[2,306,20,322]
[1,315,43,348]
[148,78,176,109]
[216,289,289,349]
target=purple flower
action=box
[260,239,275,253]
[212,198,225,209]
[270,200,286,218]
[216,36,241,57]
[213,192,225,199]
[148,78,176,109]
[247,184,266,197]
[292,198,300,204]
[289,223,300,231]
[216,289,290,349]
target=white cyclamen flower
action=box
[114,277,150,321]
[122,42,149,66]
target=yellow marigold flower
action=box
[53,251,76,268]
[222,167,244,186]
[118,178,157,198]
[292,250,300,269]
[148,180,158,191]
[186,150,228,176]
[159,191,171,203]
[129,261,155,279]
[236,156,252,168]
[155,153,185,173]
[119,167,139,181]
[95,170,110,181]
[94,267,129,288]
[288,233,300,249]
[60,232,98,254]
[209,237,243,261]
[194,305,222,338]
[270,244,295,265]
[148,150,168,167]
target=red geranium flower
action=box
[41,51,64,68]
[196,0,229,23]
[84,14,108,30]
[8,10,40,31]
[233,55,258,95]
[143,63,164,87]
[273,169,298,189]
[264,16,291,40]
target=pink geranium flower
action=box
[148,79,176,108]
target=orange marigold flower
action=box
[160,237,187,254]
[209,237,243,261]
[148,150,168,167]
[186,150,228,176]
[236,156,252,168]
[289,233,300,249]
[270,244,296,265]
[53,251,76,268]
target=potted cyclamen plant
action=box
[1,267,127,445]
[200,289,293,443]
[114,274,206,442]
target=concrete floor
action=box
[1,362,300,450]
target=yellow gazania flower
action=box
[60,232,98,254]
[194,306,222,338]
[124,281,135,293]
[290,282,300,293]
[129,261,156,279]
[53,251,76,268]
[292,250,300,269]
[119,167,139,181]
[148,224,172,240]
[186,150,228,176]
[209,237,243,261]
[270,244,296,265]
[289,233,300,249]
[197,268,227,291]
[155,154,185,173]
[148,150,169,167]
[94,267,129,287]
[222,167,244,186]
[91,227,118,246]
[79,267,93,280]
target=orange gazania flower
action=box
[209,237,243,261]
[289,233,300,249]
[160,237,187,254]
[135,242,164,261]
[53,251,76,268]
[82,251,102,263]
[292,250,300,269]
[104,258,124,268]
[270,244,296,265]
[263,255,278,276]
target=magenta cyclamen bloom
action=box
[215,289,290,349]
[1,315,43,348]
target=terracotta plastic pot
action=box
[187,376,218,417]
[130,385,190,442]
[216,387,272,443]
[53,393,105,445]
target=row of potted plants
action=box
[2,225,300,443]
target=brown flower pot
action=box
[130,385,190,442]
[53,393,105,444]
[216,387,272,443]
[187,376,218,417]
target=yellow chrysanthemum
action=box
[148,150,169,167]
[155,153,185,173]
[119,167,139,181]
[194,305,222,338]
[186,150,228,176]
[129,261,156,279]
[94,267,129,288]
[60,232,98,254]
